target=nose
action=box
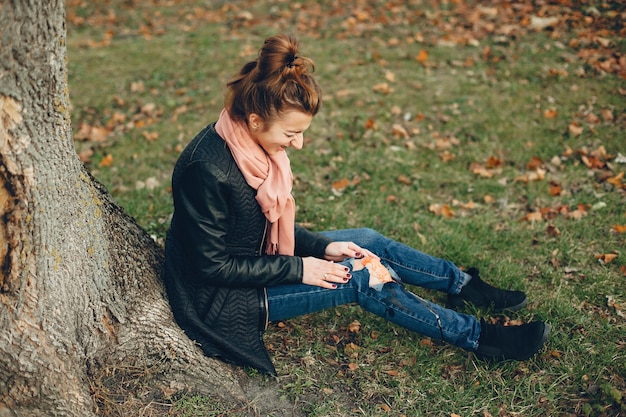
[290,133,304,150]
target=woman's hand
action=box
[323,241,378,262]
[300,242,379,289]
[301,257,352,289]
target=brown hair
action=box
[224,34,322,125]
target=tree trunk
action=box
[0,2,253,415]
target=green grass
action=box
[67,1,626,416]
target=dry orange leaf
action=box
[607,172,624,187]
[142,131,159,142]
[392,124,409,138]
[78,148,94,164]
[458,200,476,210]
[372,82,392,94]
[365,118,377,130]
[332,178,350,192]
[567,210,586,220]
[547,223,561,237]
[596,253,618,264]
[485,155,503,168]
[527,156,543,170]
[471,164,495,178]
[397,175,412,185]
[429,203,454,218]
[544,108,558,119]
[549,183,562,196]
[348,363,358,371]
[568,122,584,137]
[613,225,626,233]
[440,150,455,162]
[416,49,429,64]
[601,108,614,122]
[348,320,361,333]
[419,338,434,347]
[523,212,543,222]
[98,154,113,168]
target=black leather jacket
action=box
[163,123,332,374]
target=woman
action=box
[163,34,550,375]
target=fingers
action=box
[318,265,352,289]
[348,243,379,261]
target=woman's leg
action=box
[320,228,470,295]
[266,261,480,351]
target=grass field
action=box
[66,1,625,416]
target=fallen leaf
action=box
[470,163,495,178]
[348,320,361,333]
[429,203,454,218]
[601,108,614,122]
[130,81,145,93]
[606,172,623,187]
[78,148,94,163]
[392,124,409,138]
[142,131,159,142]
[613,225,626,233]
[332,178,350,192]
[98,154,113,168]
[527,156,543,170]
[397,175,412,185]
[522,212,543,222]
[530,15,560,31]
[568,122,584,137]
[372,82,392,94]
[415,49,428,64]
[365,118,378,130]
[547,224,561,237]
[485,156,503,168]
[595,253,618,264]
[419,338,434,347]
[549,182,562,196]
[440,150,455,162]
[544,108,558,119]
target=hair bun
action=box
[286,54,298,68]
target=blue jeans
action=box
[266,228,480,351]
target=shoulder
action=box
[173,123,237,180]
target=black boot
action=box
[475,319,551,361]
[448,268,528,312]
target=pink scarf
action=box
[215,109,295,256]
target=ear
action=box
[247,113,263,131]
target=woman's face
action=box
[248,110,313,156]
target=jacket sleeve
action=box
[174,161,303,288]
[294,225,333,258]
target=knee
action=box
[355,228,384,246]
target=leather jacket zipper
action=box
[258,220,269,331]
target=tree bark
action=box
[0,2,251,415]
